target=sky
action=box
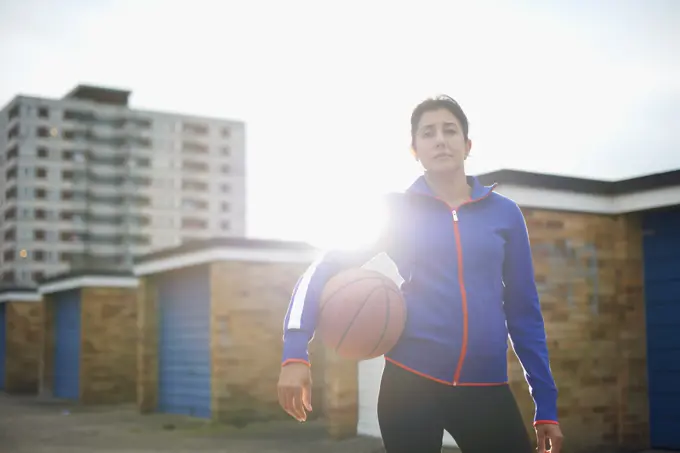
[1,0,679,246]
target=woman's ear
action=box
[464,139,472,160]
[410,147,418,161]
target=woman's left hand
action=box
[535,424,563,453]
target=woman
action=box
[277,95,564,453]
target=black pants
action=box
[377,361,533,453]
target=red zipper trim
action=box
[451,211,467,385]
[448,184,497,385]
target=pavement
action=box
[3,393,663,453]
[0,393,391,453]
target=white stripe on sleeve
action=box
[286,256,324,330]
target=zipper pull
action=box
[452,210,458,222]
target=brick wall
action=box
[79,287,138,404]
[507,208,649,452]
[323,350,358,439]
[137,278,158,413]
[4,301,43,394]
[38,287,138,403]
[210,261,326,424]
[38,297,55,396]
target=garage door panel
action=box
[650,419,680,451]
[646,303,680,325]
[648,370,680,387]
[643,208,680,450]
[53,291,81,400]
[158,266,212,418]
[643,236,680,259]
[646,327,680,350]
[645,280,680,302]
[644,209,680,226]
[644,259,680,281]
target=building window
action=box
[181,160,209,173]
[181,122,209,136]
[181,198,208,211]
[7,145,19,160]
[181,179,208,192]
[38,107,49,118]
[7,124,19,140]
[181,141,209,155]
[4,228,16,241]
[181,217,208,229]
[8,104,20,120]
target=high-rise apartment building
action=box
[0,84,245,287]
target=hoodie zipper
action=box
[451,208,466,385]
[448,186,497,385]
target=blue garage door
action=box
[0,304,6,391]
[643,208,680,450]
[53,290,81,400]
[158,265,211,417]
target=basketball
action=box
[317,268,406,360]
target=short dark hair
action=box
[410,95,469,147]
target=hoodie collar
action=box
[405,174,496,202]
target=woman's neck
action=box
[424,169,471,207]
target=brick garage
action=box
[483,169,680,452]
[37,272,138,404]
[134,238,335,425]
[508,208,646,452]
[0,288,43,394]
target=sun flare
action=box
[302,193,389,253]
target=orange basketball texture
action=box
[317,268,406,360]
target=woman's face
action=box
[413,108,471,173]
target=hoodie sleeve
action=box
[502,202,559,426]
[281,197,395,367]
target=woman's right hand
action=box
[277,362,313,421]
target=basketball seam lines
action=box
[333,284,386,354]
[317,276,387,319]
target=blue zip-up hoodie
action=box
[282,175,559,425]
